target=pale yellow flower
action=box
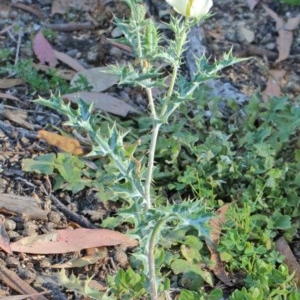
[166,0,213,18]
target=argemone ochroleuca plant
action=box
[166,0,213,18]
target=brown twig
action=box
[11,3,44,19]
[45,22,95,32]
[50,194,98,229]
[238,43,278,60]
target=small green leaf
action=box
[208,289,223,300]
[181,244,201,262]
[54,153,84,182]
[178,289,200,300]
[180,272,204,291]
[272,213,292,230]
[22,153,56,174]
[171,259,187,274]
[171,259,213,287]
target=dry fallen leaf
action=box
[37,130,85,155]
[2,108,35,130]
[285,15,300,31]
[0,92,22,102]
[0,78,24,89]
[50,247,108,268]
[246,0,261,10]
[71,66,119,92]
[11,228,138,254]
[276,30,293,63]
[263,5,300,63]
[33,31,58,67]
[239,27,255,43]
[206,203,233,286]
[62,91,140,117]
[275,237,300,286]
[262,69,286,101]
[54,50,85,72]
[32,62,76,81]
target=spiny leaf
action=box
[59,269,106,300]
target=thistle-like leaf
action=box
[59,269,105,300]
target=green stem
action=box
[145,122,161,209]
[144,87,159,209]
[144,23,189,209]
[138,15,191,300]
[146,87,156,119]
[148,214,177,300]
[136,25,143,60]
[160,21,188,118]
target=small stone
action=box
[44,222,56,231]
[22,228,37,236]
[265,42,276,50]
[66,49,78,57]
[83,209,105,222]
[113,247,128,267]
[87,45,99,63]
[6,256,20,268]
[68,203,78,213]
[111,27,123,38]
[40,258,51,268]
[136,93,146,106]
[0,178,8,193]
[48,211,61,224]
[4,219,16,231]
[19,269,37,284]
[109,46,123,59]
[22,222,38,236]
[23,222,37,230]
[7,231,20,240]
[0,252,6,261]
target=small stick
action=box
[50,194,98,229]
[14,29,23,65]
[45,22,95,32]
[11,3,44,19]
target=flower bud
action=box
[166,0,213,18]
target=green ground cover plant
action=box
[21,0,300,299]
[0,54,91,95]
[280,0,300,5]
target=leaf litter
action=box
[263,5,300,63]
[10,228,138,254]
[206,203,233,287]
[33,31,58,67]
[62,91,140,116]
[70,66,119,92]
